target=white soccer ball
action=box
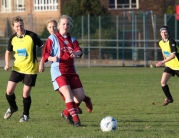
[100,116,118,132]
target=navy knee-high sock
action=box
[23,96,31,116]
[6,93,18,111]
[162,85,173,99]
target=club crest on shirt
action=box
[61,46,73,53]
[64,40,69,45]
[172,44,175,47]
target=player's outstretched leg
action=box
[83,96,93,113]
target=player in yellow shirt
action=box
[156,26,179,106]
[4,16,44,122]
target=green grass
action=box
[0,67,179,138]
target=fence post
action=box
[88,14,91,67]
[164,14,167,25]
[143,12,146,67]
[175,14,177,40]
[6,18,9,38]
[116,15,119,60]
[122,12,125,66]
[131,11,135,66]
[27,13,33,31]
[145,11,149,67]
[99,16,101,59]
[81,16,84,59]
[134,12,138,63]
[151,11,158,61]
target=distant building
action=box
[0,0,177,37]
[102,0,165,15]
[0,0,62,37]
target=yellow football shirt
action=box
[159,37,179,70]
[8,30,43,74]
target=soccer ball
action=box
[100,116,118,132]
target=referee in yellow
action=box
[3,16,44,122]
[156,26,179,106]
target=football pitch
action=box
[0,67,179,138]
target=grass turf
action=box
[0,67,179,138]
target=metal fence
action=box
[1,11,179,67]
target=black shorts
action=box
[9,70,37,87]
[164,67,179,77]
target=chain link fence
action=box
[0,12,179,67]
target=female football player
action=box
[41,16,92,126]
[44,19,93,114]
[156,26,179,106]
[4,16,43,122]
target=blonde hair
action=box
[46,19,57,27]
[58,15,73,27]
